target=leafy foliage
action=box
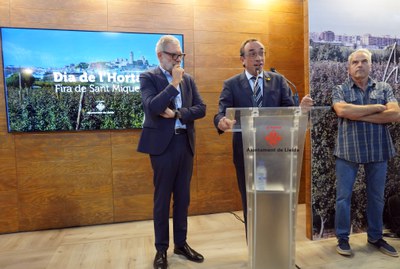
[5,79,143,132]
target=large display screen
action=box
[0,27,183,132]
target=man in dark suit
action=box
[213,38,313,231]
[137,35,206,269]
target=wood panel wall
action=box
[0,0,308,234]
[303,0,313,240]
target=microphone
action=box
[270,68,299,106]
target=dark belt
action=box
[174,128,187,135]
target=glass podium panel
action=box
[225,107,330,269]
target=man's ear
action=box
[240,56,245,68]
[157,51,163,61]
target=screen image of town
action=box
[0,27,183,132]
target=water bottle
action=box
[255,161,267,191]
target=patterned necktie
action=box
[251,76,263,107]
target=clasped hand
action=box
[300,94,314,108]
[171,64,184,87]
[160,108,175,118]
[218,116,236,131]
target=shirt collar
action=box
[346,77,376,89]
[245,70,263,80]
[159,65,171,79]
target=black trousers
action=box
[150,133,193,251]
[234,159,247,230]
[233,133,247,233]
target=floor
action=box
[0,204,399,269]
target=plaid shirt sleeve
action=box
[332,84,345,105]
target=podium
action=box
[226,107,312,269]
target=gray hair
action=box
[155,35,181,53]
[240,38,260,56]
[348,48,372,63]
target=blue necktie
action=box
[251,76,263,107]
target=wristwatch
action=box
[174,109,182,119]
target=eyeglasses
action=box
[162,51,186,61]
[245,51,266,59]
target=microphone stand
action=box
[270,68,299,106]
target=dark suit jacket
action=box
[137,67,206,156]
[213,70,295,165]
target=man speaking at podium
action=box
[213,38,313,232]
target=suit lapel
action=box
[261,71,269,106]
[154,67,169,92]
[239,72,255,106]
[154,67,176,109]
[179,79,186,107]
